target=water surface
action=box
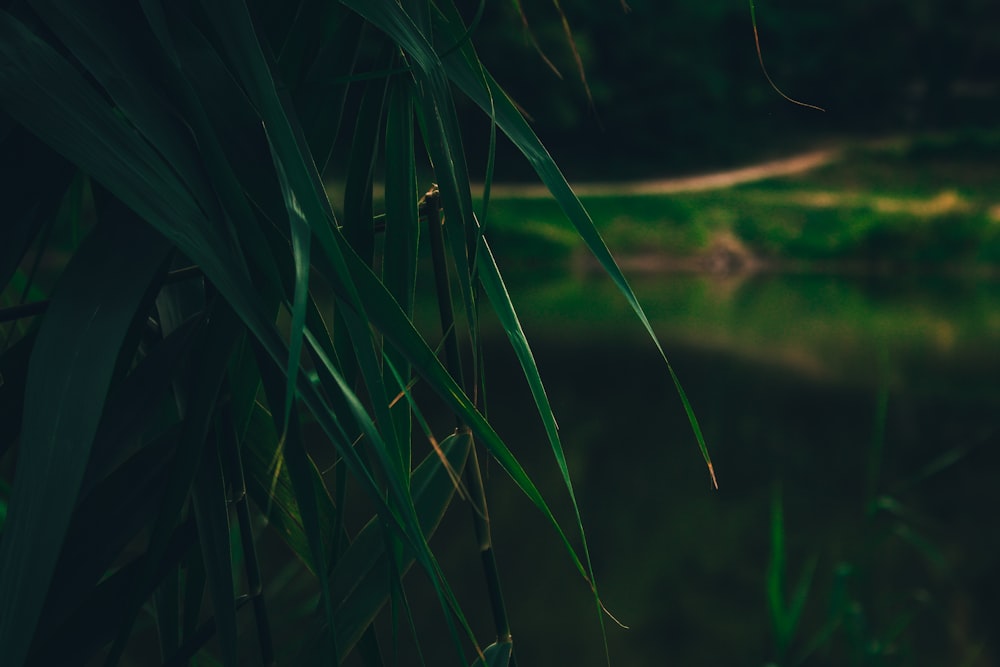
[419,271,1000,666]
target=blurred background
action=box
[379,2,1000,665]
[1,2,997,665]
[462,0,1000,179]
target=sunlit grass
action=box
[483,135,1000,268]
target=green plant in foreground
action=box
[764,364,982,667]
[0,2,712,665]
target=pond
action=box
[413,270,1000,666]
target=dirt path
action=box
[488,147,841,198]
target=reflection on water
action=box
[419,273,1000,666]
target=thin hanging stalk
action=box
[422,187,515,658]
[748,0,825,111]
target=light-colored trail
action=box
[488,147,840,199]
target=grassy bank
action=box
[480,132,1000,273]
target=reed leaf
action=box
[0,207,170,667]
[0,2,713,664]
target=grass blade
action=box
[0,206,170,666]
[438,22,718,488]
[104,300,244,667]
[316,432,472,662]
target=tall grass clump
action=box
[0,2,712,665]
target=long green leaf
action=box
[334,0,600,585]
[0,4,426,590]
[240,402,337,576]
[28,0,223,220]
[0,10,205,240]
[104,299,244,667]
[253,344,341,665]
[0,207,170,666]
[0,8,253,307]
[318,238,594,591]
[436,11,718,487]
[476,234,608,637]
[309,431,472,663]
[38,425,179,647]
[27,518,198,666]
[383,70,420,475]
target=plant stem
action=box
[423,188,515,656]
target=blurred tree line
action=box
[459,0,1000,179]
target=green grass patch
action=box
[482,135,1000,270]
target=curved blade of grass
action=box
[0,8,250,298]
[0,11,339,614]
[413,82,482,385]
[435,19,718,489]
[255,353,339,664]
[196,0,378,445]
[767,483,818,659]
[295,9,366,173]
[320,245,593,586]
[2,7,600,662]
[41,425,178,637]
[0,208,170,667]
[748,0,825,112]
[81,316,200,498]
[477,235,609,626]
[136,4,288,307]
[202,4,314,441]
[3,0,592,600]
[347,0,481,362]
[268,143,313,435]
[337,63,411,479]
[259,328,465,662]
[26,518,199,666]
[104,300,244,667]
[187,4,447,531]
[0,6,436,628]
[28,0,224,217]
[337,8,643,649]
[325,431,472,661]
[240,401,335,575]
[472,640,513,667]
[337,2,594,572]
[383,69,420,474]
[340,306,410,482]
[299,327,477,659]
[342,57,389,265]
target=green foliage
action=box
[483,139,1000,270]
[762,374,979,667]
[0,2,709,665]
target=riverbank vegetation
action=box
[483,131,1000,273]
[2,1,998,665]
